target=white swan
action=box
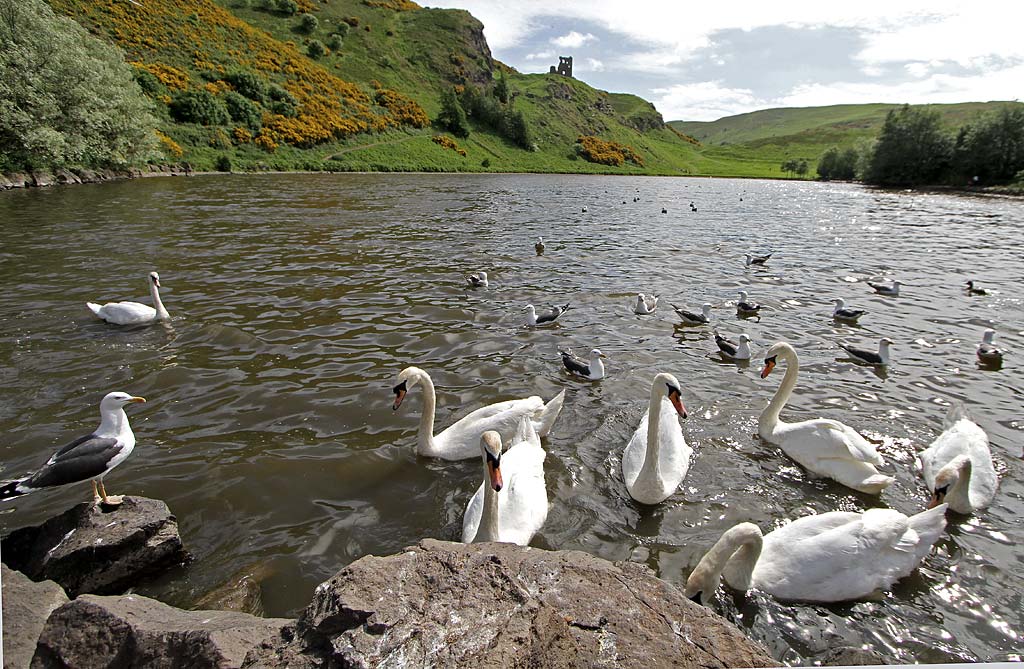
[622,372,691,505]
[683,504,947,604]
[918,402,998,514]
[392,366,565,461]
[87,271,169,325]
[462,419,547,545]
[759,342,894,494]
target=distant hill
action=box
[669,102,1024,177]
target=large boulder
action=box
[1,564,69,669]
[1,496,187,597]
[254,538,774,668]
[30,593,292,669]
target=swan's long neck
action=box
[151,281,169,320]
[97,407,132,440]
[636,381,664,486]
[946,455,974,510]
[415,373,438,456]
[760,348,798,438]
[474,466,501,543]
[695,524,763,595]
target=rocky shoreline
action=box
[2,497,777,668]
[0,165,194,190]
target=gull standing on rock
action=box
[0,392,147,506]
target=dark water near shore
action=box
[1,173,1021,664]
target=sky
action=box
[422,1,1024,122]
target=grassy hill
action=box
[670,102,1024,178]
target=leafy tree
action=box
[500,108,532,149]
[327,34,344,51]
[223,91,262,131]
[224,70,268,103]
[795,159,809,176]
[268,84,299,117]
[953,106,1024,184]
[493,73,509,104]
[275,0,298,15]
[169,90,230,126]
[307,40,326,59]
[437,88,469,138]
[864,104,952,186]
[780,158,799,175]
[298,13,318,34]
[0,0,159,171]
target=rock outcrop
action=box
[245,538,774,669]
[1,565,69,669]
[31,593,291,669]
[1,496,187,597]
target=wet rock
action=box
[820,645,891,666]
[1,496,187,597]
[53,169,81,186]
[284,538,774,668]
[5,172,31,188]
[31,593,291,669]
[30,171,55,187]
[1,564,69,669]
[194,562,274,616]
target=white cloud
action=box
[584,57,605,72]
[525,50,555,61]
[552,31,596,48]
[651,81,760,122]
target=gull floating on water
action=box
[581,206,588,213]
[525,303,570,326]
[634,293,659,315]
[466,271,488,288]
[832,298,867,323]
[736,290,761,317]
[867,279,901,296]
[560,348,606,380]
[87,271,169,325]
[744,252,772,266]
[0,392,147,506]
[535,237,545,255]
[714,331,752,360]
[673,303,712,325]
[977,329,1003,364]
[840,338,892,365]
[965,280,987,296]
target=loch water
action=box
[0,173,1021,664]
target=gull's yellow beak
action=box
[128,396,147,403]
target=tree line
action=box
[816,104,1024,188]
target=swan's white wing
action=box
[497,439,548,545]
[754,508,935,602]
[434,396,545,460]
[461,481,485,543]
[919,418,997,509]
[773,418,891,492]
[621,413,649,490]
[94,301,157,325]
[817,420,884,465]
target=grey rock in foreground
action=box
[1,496,187,597]
[246,538,775,669]
[30,593,292,669]
[1,564,69,669]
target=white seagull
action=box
[466,271,488,288]
[673,303,713,325]
[976,329,1003,364]
[840,338,892,365]
[525,303,570,326]
[634,293,659,315]
[832,298,867,322]
[0,392,147,506]
[714,331,751,360]
[683,504,947,605]
[560,348,606,380]
[736,290,761,317]
[867,279,901,296]
[87,271,170,325]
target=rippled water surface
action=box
[1,174,1022,663]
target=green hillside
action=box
[670,102,1024,177]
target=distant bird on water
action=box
[535,237,545,255]
[466,271,488,288]
[714,331,752,360]
[840,338,893,365]
[673,303,713,325]
[634,293,659,315]
[867,279,901,296]
[87,271,169,325]
[832,298,867,323]
[581,206,588,213]
[977,329,1003,364]
[744,252,772,266]
[560,348,606,380]
[525,303,570,326]
[965,280,987,295]
[736,290,761,317]
[0,392,147,506]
